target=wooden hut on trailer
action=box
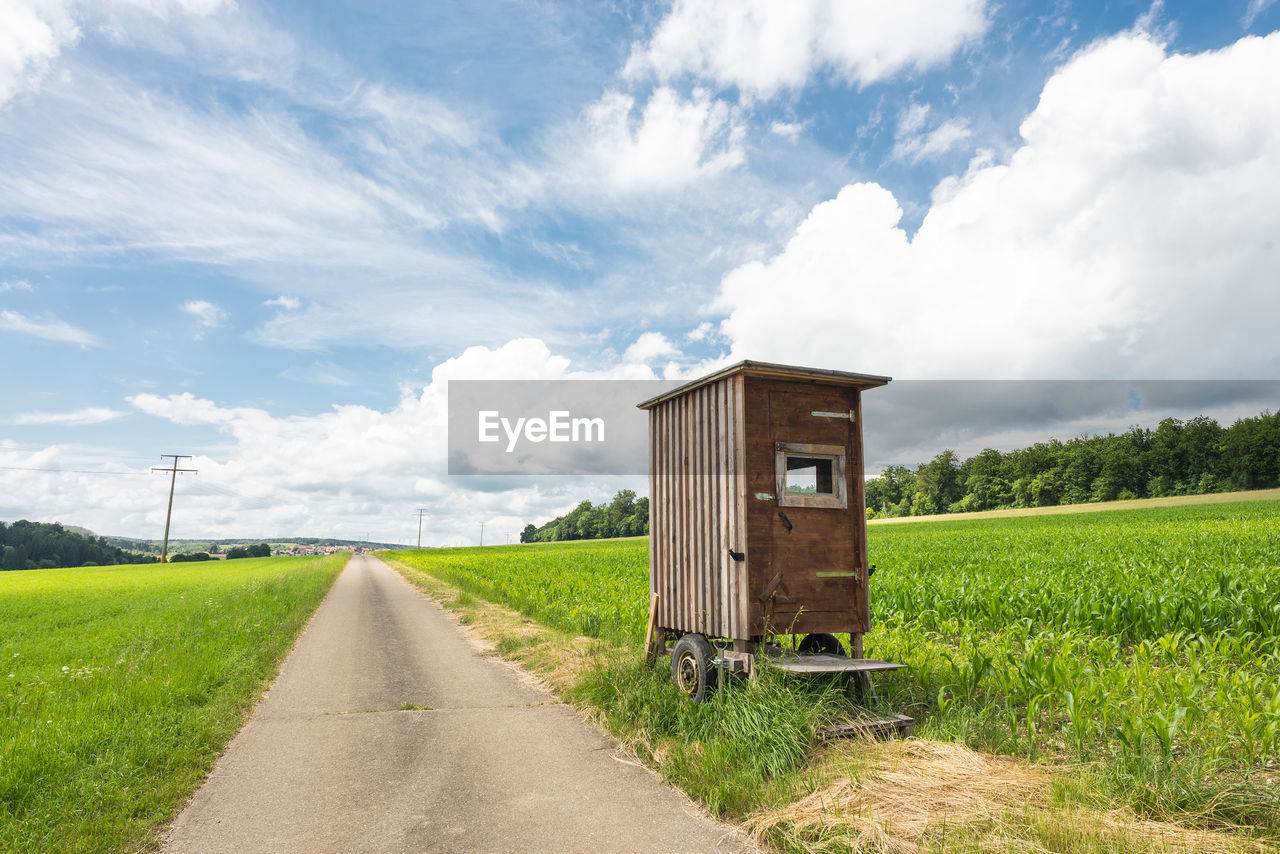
[637,360,904,700]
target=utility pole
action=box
[152,454,196,564]
[415,509,427,549]
[479,522,485,546]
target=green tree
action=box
[3,545,26,572]
[916,449,962,511]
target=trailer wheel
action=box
[671,634,718,701]
[798,633,844,656]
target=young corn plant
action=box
[1148,706,1189,764]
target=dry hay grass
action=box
[747,738,1046,852]
[509,632,611,693]
[746,739,1266,854]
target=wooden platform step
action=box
[820,714,915,741]
[767,653,906,674]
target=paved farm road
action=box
[161,555,757,854]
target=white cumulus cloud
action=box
[0,0,79,106]
[623,331,679,363]
[625,0,990,98]
[0,0,232,106]
[583,87,744,191]
[685,321,713,342]
[87,338,663,541]
[714,33,1280,380]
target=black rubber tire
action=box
[671,634,718,702]
[798,633,845,656]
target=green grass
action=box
[389,499,1280,845]
[0,554,346,854]
[393,538,649,642]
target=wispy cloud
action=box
[181,299,226,329]
[892,104,972,162]
[0,280,34,292]
[769,120,806,140]
[280,361,353,386]
[0,0,811,357]
[9,407,125,426]
[1245,0,1277,27]
[264,295,301,310]
[0,309,97,346]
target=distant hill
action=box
[102,535,408,555]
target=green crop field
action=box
[392,538,650,643]
[390,498,1280,843]
[0,554,346,854]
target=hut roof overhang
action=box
[636,360,892,411]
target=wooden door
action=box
[763,385,866,636]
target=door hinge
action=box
[811,410,856,422]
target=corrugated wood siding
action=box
[647,374,748,639]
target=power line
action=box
[0,441,158,459]
[182,480,242,498]
[0,466,240,498]
[0,466,150,476]
[151,455,196,564]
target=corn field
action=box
[867,502,1280,778]
[391,499,1280,830]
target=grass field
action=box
[0,554,346,854]
[389,497,1280,852]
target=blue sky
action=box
[2,0,1278,543]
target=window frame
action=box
[774,442,848,509]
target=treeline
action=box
[106,535,397,553]
[1,520,152,571]
[170,543,270,562]
[521,490,649,542]
[867,412,1280,518]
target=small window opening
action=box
[775,442,847,508]
[785,456,834,495]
